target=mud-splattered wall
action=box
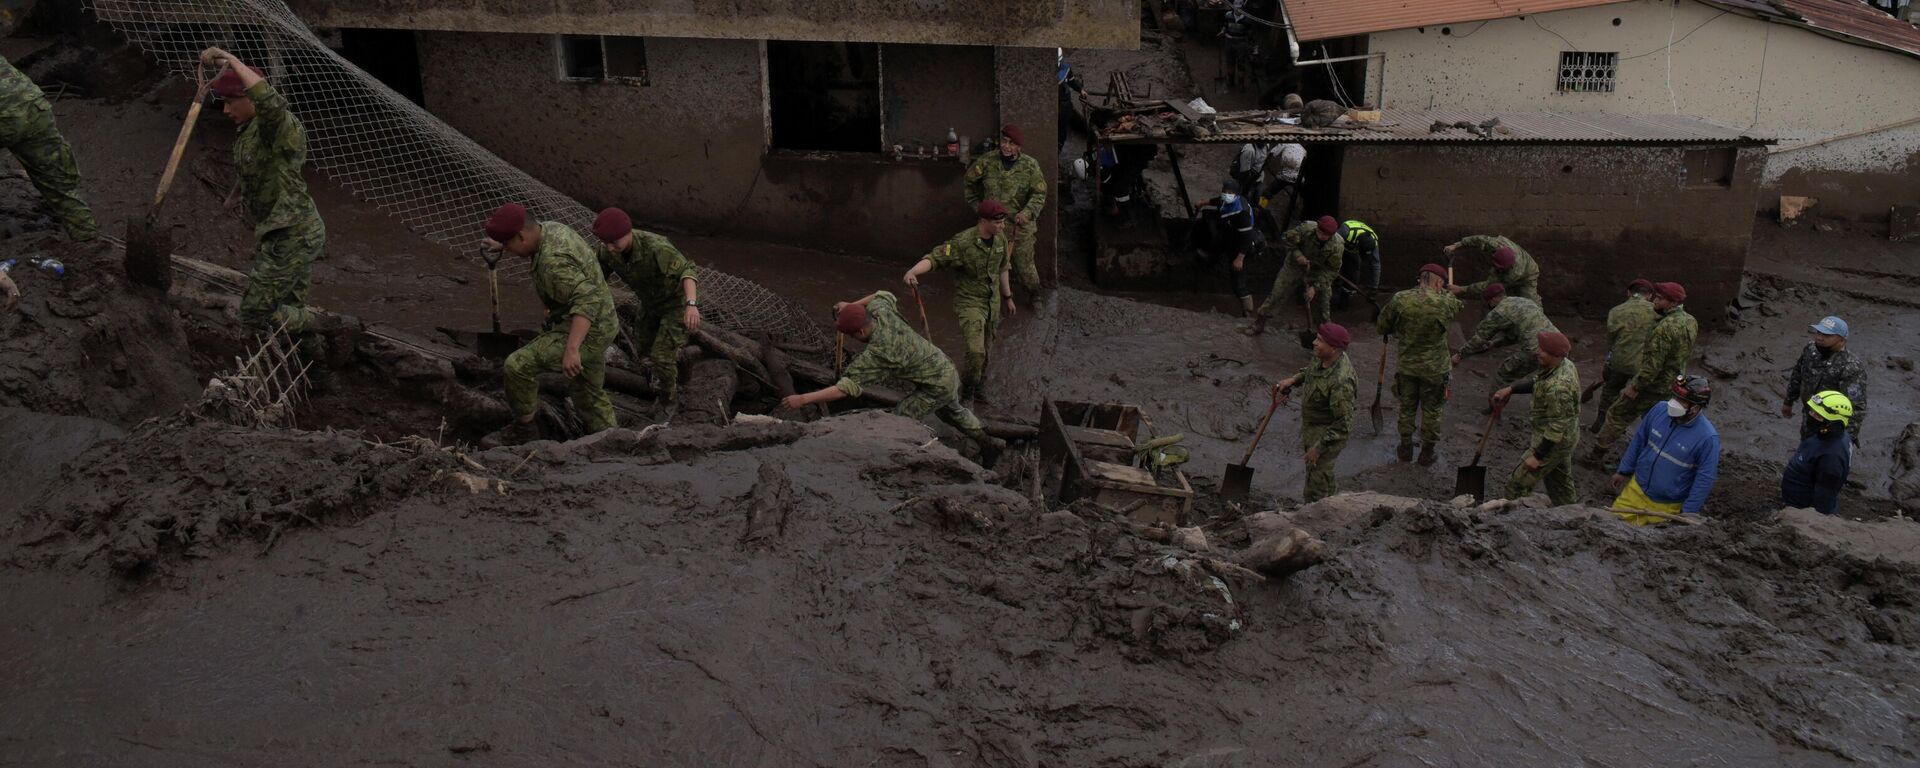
[1341,143,1766,327]
[414,32,1057,267]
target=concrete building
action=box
[1280,0,1920,220]
[288,1,1140,272]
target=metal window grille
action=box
[1557,51,1618,93]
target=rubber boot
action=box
[1238,295,1257,318]
[1587,418,1603,435]
[1396,438,1414,463]
[481,418,541,449]
[1417,441,1438,466]
[1240,313,1266,337]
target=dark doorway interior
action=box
[338,28,423,105]
[1300,145,1343,222]
[768,41,882,153]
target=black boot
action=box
[1396,439,1414,462]
[481,418,541,449]
[1417,441,1438,466]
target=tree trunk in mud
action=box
[677,358,739,426]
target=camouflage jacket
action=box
[1604,296,1658,376]
[836,291,958,398]
[1455,235,1541,303]
[964,153,1048,221]
[1280,222,1345,286]
[927,227,1008,306]
[234,80,322,238]
[1377,286,1463,380]
[0,56,47,112]
[1294,353,1357,447]
[600,228,697,316]
[1630,306,1697,391]
[531,222,619,336]
[1525,360,1582,455]
[1786,343,1869,439]
[1461,296,1557,357]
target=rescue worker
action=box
[1610,374,1720,525]
[1229,142,1268,204]
[1447,235,1541,305]
[1190,179,1258,316]
[1591,281,1696,463]
[481,202,621,445]
[200,48,329,358]
[591,207,700,415]
[1781,391,1855,515]
[1376,263,1462,465]
[1782,315,1867,444]
[1244,215,1343,336]
[0,55,99,242]
[1258,141,1305,228]
[964,124,1047,294]
[1275,322,1357,503]
[781,292,1005,464]
[1333,219,1381,310]
[1452,283,1558,394]
[1590,279,1657,433]
[1491,331,1581,506]
[904,200,1014,401]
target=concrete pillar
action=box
[995,46,1059,286]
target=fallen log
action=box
[692,324,773,388]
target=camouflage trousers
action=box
[504,323,621,433]
[1257,261,1331,328]
[240,225,324,333]
[893,365,989,441]
[629,307,690,400]
[1393,372,1449,442]
[1591,366,1634,427]
[1493,351,1538,389]
[1300,425,1347,503]
[1506,442,1578,506]
[1596,386,1665,456]
[0,99,99,240]
[954,295,1000,391]
[1009,223,1040,293]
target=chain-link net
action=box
[87,0,829,355]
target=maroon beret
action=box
[1536,331,1571,358]
[977,199,1009,220]
[484,202,528,243]
[1492,246,1517,269]
[1316,215,1338,235]
[1419,263,1447,280]
[1482,282,1506,301]
[210,68,248,100]
[1654,281,1687,302]
[1628,278,1654,294]
[1000,123,1025,145]
[593,207,632,242]
[1316,322,1351,350]
[835,303,870,334]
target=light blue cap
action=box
[1809,316,1849,339]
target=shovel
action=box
[477,250,519,358]
[1453,400,1506,502]
[910,284,935,340]
[1369,336,1389,434]
[124,65,210,291]
[1221,382,1286,501]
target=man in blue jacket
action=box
[1609,374,1720,525]
[1781,390,1854,515]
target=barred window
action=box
[1557,51,1617,93]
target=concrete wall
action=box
[294,0,1140,49]
[1339,143,1765,325]
[415,32,1057,268]
[1367,0,1920,219]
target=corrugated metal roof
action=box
[1764,0,1920,58]
[1282,0,1632,42]
[1102,108,1773,145]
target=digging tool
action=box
[1335,273,1382,317]
[477,250,519,358]
[124,65,212,290]
[910,284,934,340]
[1221,382,1287,501]
[1453,400,1505,502]
[834,331,845,379]
[1369,336,1389,434]
[1580,378,1604,403]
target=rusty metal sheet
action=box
[1770,0,1920,58]
[1102,106,1773,145]
[1283,0,1631,42]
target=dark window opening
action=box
[768,41,882,153]
[604,37,649,83]
[559,35,603,81]
[337,29,423,105]
[558,35,649,85]
[1683,148,1736,188]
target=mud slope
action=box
[3,413,1917,767]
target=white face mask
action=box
[1666,399,1689,418]
[1220,193,1239,204]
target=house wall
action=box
[1339,143,1765,325]
[414,32,1057,268]
[1367,0,1920,219]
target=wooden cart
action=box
[1037,399,1195,525]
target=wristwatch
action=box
[685,300,699,307]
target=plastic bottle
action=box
[28,257,65,278]
[946,127,958,156]
[0,259,14,274]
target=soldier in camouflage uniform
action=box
[0,56,99,241]
[781,291,1005,462]
[481,203,622,445]
[1453,283,1558,394]
[1377,263,1462,465]
[1494,331,1581,505]
[1782,315,1868,444]
[1590,279,1657,433]
[1246,215,1344,336]
[1591,281,1696,463]
[202,49,328,349]
[1447,235,1542,305]
[964,124,1047,294]
[591,207,700,409]
[905,200,1014,400]
[1275,322,1358,502]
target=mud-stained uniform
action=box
[1259,221,1344,327]
[600,228,697,400]
[924,227,1008,391]
[836,291,990,441]
[964,153,1047,292]
[1597,305,1696,449]
[1454,235,1542,305]
[232,79,327,341]
[1293,352,1357,503]
[1595,296,1656,423]
[1785,343,1868,441]
[505,222,621,432]
[1377,286,1462,442]
[1506,359,1581,505]
[1459,296,1558,386]
[0,57,97,240]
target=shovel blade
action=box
[122,213,174,291]
[1369,401,1385,435]
[1220,463,1255,501]
[478,332,520,360]
[1453,465,1487,502]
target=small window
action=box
[1683,148,1736,189]
[768,41,882,153]
[557,35,649,86]
[1556,51,1617,93]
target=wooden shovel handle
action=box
[1239,384,1286,464]
[153,67,212,207]
[1468,401,1504,465]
